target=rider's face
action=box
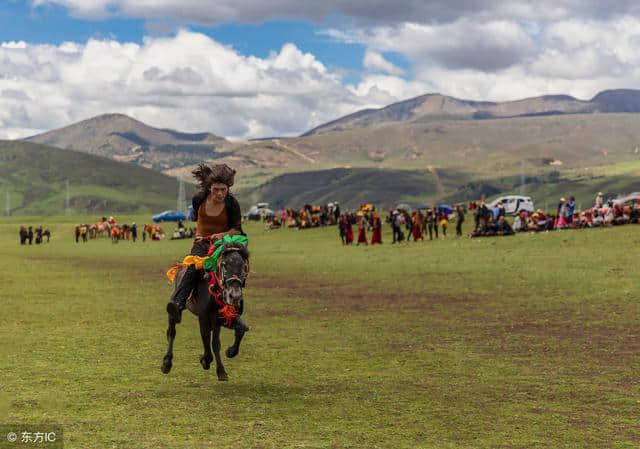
[210,183,228,203]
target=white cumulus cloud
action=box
[363,49,404,76]
[0,30,409,139]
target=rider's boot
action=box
[166,265,199,323]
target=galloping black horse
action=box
[161,243,250,380]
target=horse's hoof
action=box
[226,346,239,359]
[217,371,229,381]
[200,355,212,370]
[161,356,172,374]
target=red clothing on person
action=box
[345,223,354,244]
[357,222,368,244]
[411,212,423,241]
[371,217,382,244]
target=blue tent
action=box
[437,204,454,214]
[152,210,187,222]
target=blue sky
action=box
[0,1,410,86]
[1,0,639,139]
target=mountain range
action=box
[25,113,227,171]
[9,88,640,212]
[302,89,640,135]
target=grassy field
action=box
[1,216,639,448]
[0,141,193,215]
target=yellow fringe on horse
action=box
[165,255,208,283]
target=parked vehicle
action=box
[246,202,274,221]
[152,210,187,222]
[613,192,640,207]
[488,195,534,215]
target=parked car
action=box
[613,192,640,207]
[488,195,534,215]
[152,210,187,222]
[246,202,274,221]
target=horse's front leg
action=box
[198,314,213,370]
[212,324,228,381]
[226,317,250,359]
[161,315,177,374]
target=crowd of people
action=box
[520,193,639,231]
[170,220,196,240]
[18,225,50,245]
[292,191,640,245]
[16,191,640,247]
[471,193,640,237]
[338,211,383,245]
[333,205,467,245]
[264,203,341,229]
[387,206,466,242]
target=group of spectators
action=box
[265,204,341,230]
[472,192,640,237]
[388,206,466,243]
[338,211,383,245]
[170,220,195,240]
[335,206,468,245]
[471,197,575,237]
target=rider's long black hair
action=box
[192,163,236,193]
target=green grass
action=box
[1,217,639,448]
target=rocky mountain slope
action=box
[302,89,640,136]
[25,113,227,171]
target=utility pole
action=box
[177,177,185,212]
[65,180,70,215]
[5,189,9,216]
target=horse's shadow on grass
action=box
[156,378,320,405]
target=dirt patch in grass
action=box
[251,274,640,380]
[23,253,165,281]
[249,274,474,317]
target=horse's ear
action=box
[240,246,250,260]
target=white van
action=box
[488,195,534,215]
[246,202,274,221]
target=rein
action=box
[205,242,249,328]
[166,234,249,328]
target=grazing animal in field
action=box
[162,242,250,381]
[42,229,51,243]
[19,226,28,245]
[96,220,110,238]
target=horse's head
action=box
[219,244,249,308]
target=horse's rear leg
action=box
[161,315,176,374]
[226,317,250,359]
[199,314,213,370]
[212,324,228,381]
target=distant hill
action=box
[239,167,466,209]
[302,89,640,136]
[0,140,193,215]
[220,113,640,174]
[239,164,640,211]
[24,113,228,171]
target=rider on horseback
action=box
[166,163,245,323]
